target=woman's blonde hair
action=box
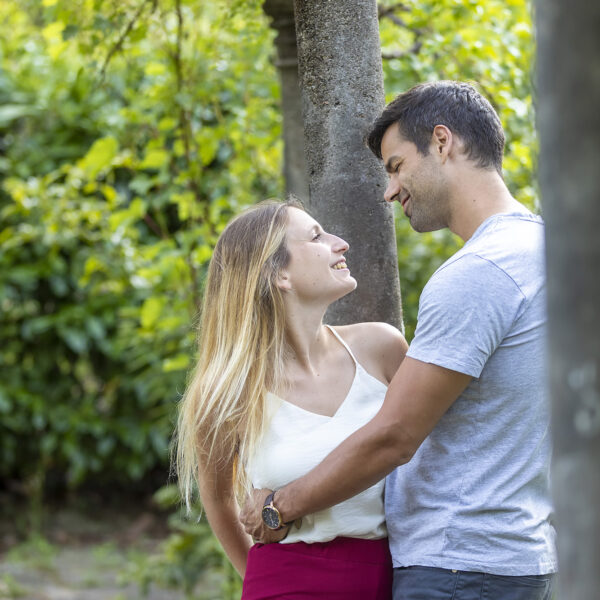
[175,199,301,508]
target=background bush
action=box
[1,0,281,495]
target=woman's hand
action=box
[240,488,291,544]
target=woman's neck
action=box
[283,305,331,373]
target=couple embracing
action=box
[175,81,557,600]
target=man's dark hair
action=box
[367,81,505,175]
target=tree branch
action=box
[99,0,157,79]
[382,41,423,60]
[377,3,410,18]
[143,213,166,239]
[377,2,426,36]
[172,0,202,313]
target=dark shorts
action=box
[241,536,393,599]
[392,566,556,600]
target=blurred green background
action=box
[0,0,537,598]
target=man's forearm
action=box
[272,358,471,522]
[274,409,414,522]
[248,359,471,534]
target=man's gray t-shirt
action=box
[386,212,557,575]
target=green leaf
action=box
[162,354,190,373]
[140,297,165,329]
[140,149,170,170]
[0,389,11,414]
[60,328,88,353]
[77,137,119,179]
[0,104,38,125]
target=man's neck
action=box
[448,168,525,241]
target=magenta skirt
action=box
[241,537,393,599]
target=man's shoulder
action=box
[428,251,519,293]
[463,212,544,263]
[431,215,545,294]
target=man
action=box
[241,81,557,599]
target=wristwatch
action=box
[261,491,286,530]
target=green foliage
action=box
[123,485,242,599]
[0,574,28,599]
[0,0,282,491]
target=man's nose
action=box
[384,178,400,203]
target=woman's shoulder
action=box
[331,322,408,385]
[333,321,404,344]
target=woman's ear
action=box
[276,270,292,291]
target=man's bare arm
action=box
[240,357,471,541]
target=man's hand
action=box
[239,488,290,544]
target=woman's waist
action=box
[281,496,387,545]
[254,535,391,564]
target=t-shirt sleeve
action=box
[406,254,526,378]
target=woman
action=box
[175,199,407,599]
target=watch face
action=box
[261,506,281,530]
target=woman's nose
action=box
[332,235,349,253]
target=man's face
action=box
[380,123,450,233]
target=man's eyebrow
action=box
[384,156,401,173]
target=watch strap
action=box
[263,492,276,509]
[262,490,302,531]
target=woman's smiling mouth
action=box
[332,259,348,270]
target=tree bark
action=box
[293,0,403,329]
[263,0,309,201]
[537,1,600,597]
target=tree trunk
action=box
[293,0,403,329]
[263,0,309,201]
[536,1,600,597]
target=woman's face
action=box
[279,207,357,303]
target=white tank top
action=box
[247,326,388,544]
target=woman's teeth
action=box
[333,262,347,270]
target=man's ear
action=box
[276,270,292,292]
[430,124,453,163]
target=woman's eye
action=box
[312,233,322,241]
